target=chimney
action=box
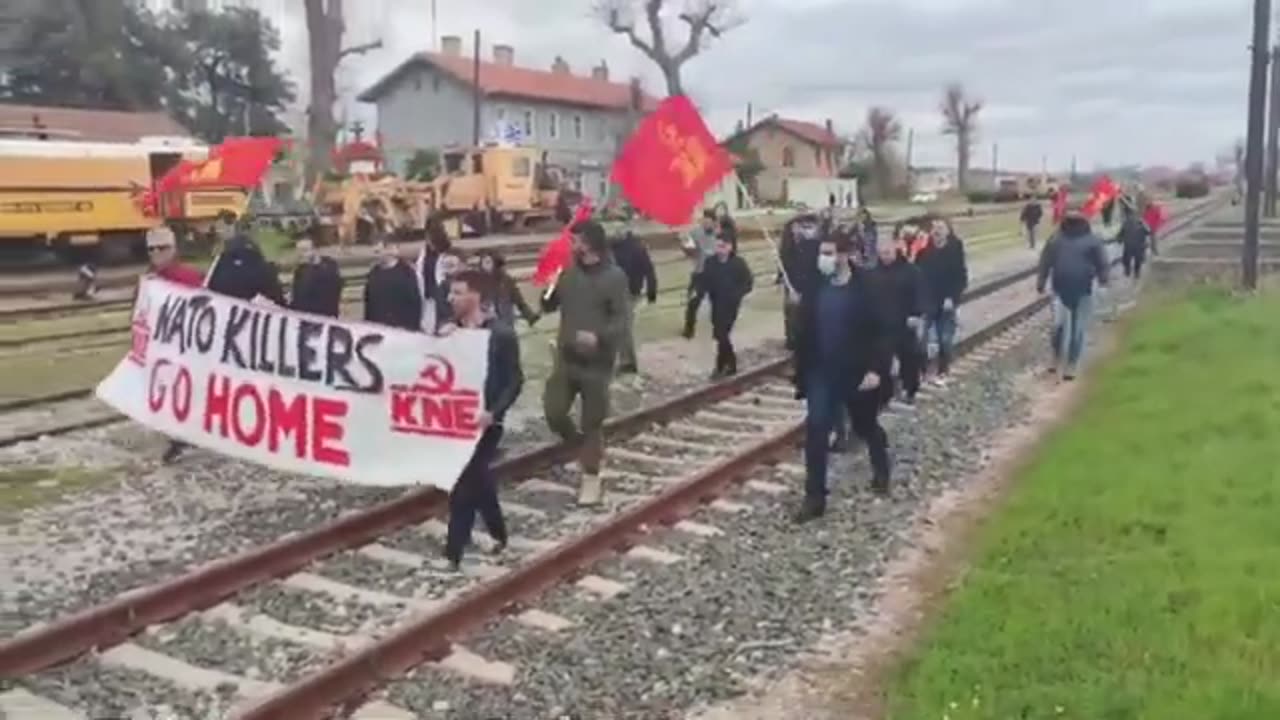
[591,60,609,81]
[552,56,570,75]
[440,35,462,57]
[493,44,514,66]
[824,118,833,136]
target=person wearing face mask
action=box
[289,234,343,318]
[681,210,720,339]
[541,220,631,506]
[436,269,523,571]
[792,235,895,523]
[914,218,968,386]
[363,234,423,331]
[701,234,754,378]
[779,212,826,350]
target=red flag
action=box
[609,95,733,226]
[1080,175,1120,218]
[533,199,594,287]
[156,136,284,193]
[1052,187,1068,224]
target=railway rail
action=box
[0,198,1218,719]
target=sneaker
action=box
[871,472,890,496]
[577,474,604,507]
[932,375,949,388]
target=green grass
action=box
[885,287,1280,720]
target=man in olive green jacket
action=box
[541,219,631,506]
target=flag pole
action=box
[731,175,795,295]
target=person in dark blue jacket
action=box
[438,269,524,571]
[792,235,896,523]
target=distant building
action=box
[910,167,957,195]
[0,103,190,142]
[358,36,659,199]
[721,115,842,204]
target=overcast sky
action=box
[260,0,1255,172]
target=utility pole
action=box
[1243,0,1271,289]
[1041,154,1048,177]
[1070,154,1078,184]
[472,29,481,146]
[905,128,915,172]
[992,142,999,177]
[1266,44,1280,216]
[431,0,438,51]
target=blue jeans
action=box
[804,373,890,501]
[920,308,958,374]
[1051,294,1094,375]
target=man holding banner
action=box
[439,269,523,570]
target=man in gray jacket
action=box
[681,210,722,339]
[1036,208,1110,381]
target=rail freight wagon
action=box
[0,137,250,263]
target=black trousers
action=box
[896,327,923,399]
[804,375,891,501]
[683,271,708,336]
[711,301,740,374]
[445,426,508,564]
[1122,246,1146,278]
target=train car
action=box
[0,136,250,262]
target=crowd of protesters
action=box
[138,185,1150,561]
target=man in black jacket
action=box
[363,236,422,331]
[870,239,927,403]
[610,228,658,374]
[914,219,968,385]
[702,235,753,378]
[1037,209,1110,381]
[779,212,826,350]
[439,269,523,571]
[206,233,287,305]
[1021,200,1044,249]
[793,235,896,523]
[1115,206,1153,279]
[289,236,343,317]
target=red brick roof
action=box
[359,52,660,112]
[0,103,190,142]
[725,116,842,149]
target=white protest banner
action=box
[96,277,491,490]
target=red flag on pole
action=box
[1080,175,1120,218]
[609,95,734,226]
[533,199,594,287]
[155,137,284,193]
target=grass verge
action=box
[885,287,1280,719]
[0,465,118,513]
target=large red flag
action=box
[156,137,284,193]
[533,199,594,287]
[1080,175,1120,218]
[609,95,734,226]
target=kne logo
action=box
[389,354,481,440]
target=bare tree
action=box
[940,82,983,192]
[594,0,743,97]
[855,107,902,199]
[303,0,381,186]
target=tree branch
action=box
[338,39,382,60]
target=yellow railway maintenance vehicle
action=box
[0,136,250,263]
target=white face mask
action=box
[817,254,838,276]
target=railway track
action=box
[0,197,1220,720]
[0,275,1068,720]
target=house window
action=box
[815,147,822,167]
[496,107,507,122]
[573,114,583,140]
[597,118,608,142]
[523,110,534,138]
[432,75,441,92]
[782,146,795,168]
[548,112,560,139]
[413,75,422,91]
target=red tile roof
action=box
[359,52,660,112]
[0,103,190,142]
[725,116,842,149]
